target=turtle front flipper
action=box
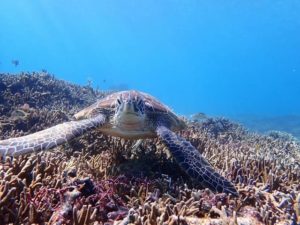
[156,126,238,196]
[0,115,106,157]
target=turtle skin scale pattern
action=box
[0,115,105,157]
[156,126,238,196]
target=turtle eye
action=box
[137,99,144,113]
[137,99,143,107]
[117,98,122,105]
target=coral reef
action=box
[233,115,300,141]
[0,72,299,224]
[0,72,111,139]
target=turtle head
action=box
[113,91,146,126]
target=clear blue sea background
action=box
[1,1,300,137]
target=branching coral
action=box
[0,72,299,224]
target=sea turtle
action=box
[0,90,238,196]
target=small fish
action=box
[11,60,19,67]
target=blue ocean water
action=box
[0,1,300,125]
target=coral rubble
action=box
[0,72,299,224]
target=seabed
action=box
[0,72,299,224]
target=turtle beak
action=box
[124,102,136,114]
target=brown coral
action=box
[0,72,299,224]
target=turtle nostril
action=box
[124,102,133,112]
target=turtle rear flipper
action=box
[156,126,238,196]
[0,115,106,157]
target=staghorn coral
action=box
[0,72,299,224]
[0,72,113,139]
